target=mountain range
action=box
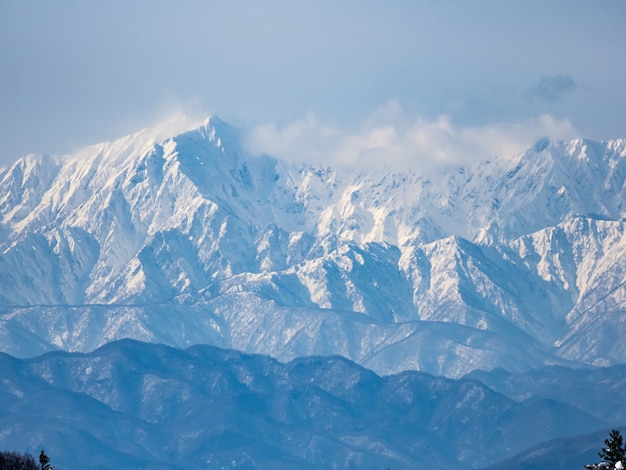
[1,339,623,470]
[1,116,625,377]
[1,116,625,468]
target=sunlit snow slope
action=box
[1,117,625,377]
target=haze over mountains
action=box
[0,117,625,468]
[1,339,624,470]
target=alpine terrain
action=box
[1,116,625,468]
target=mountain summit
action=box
[1,117,625,377]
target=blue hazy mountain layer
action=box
[482,427,626,470]
[0,339,621,470]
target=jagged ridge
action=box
[1,117,625,377]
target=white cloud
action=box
[244,114,342,164]
[244,103,578,172]
[111,96,210,145]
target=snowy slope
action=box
[1,116,625,377]
[0,340,614,470]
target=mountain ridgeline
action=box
[2,117,626,469]
[0,339,624,470]
[1,117,626,378]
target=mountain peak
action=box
[201,114,225,128]
[173,114,242,152]
[0,116,625,380]
[531,137,551,153]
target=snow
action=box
[0,117,626,379]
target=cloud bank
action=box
[245,103,578,171]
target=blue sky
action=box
[1,1,625,168]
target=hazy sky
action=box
[1,1,625,168]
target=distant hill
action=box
[1,339,622,469]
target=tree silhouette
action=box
[599,429,626,465]
[38,450,52,470]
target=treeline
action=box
[0,450,52,470]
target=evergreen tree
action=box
[598,429,626,465]
[38,450,51,470]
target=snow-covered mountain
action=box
[1,116,626,377]
[0,339,618,470]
